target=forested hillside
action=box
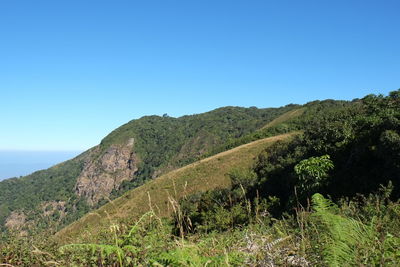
[1,90,399,266]
[56,132,297,242]
[0,105,298,234]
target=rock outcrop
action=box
[75,138,138,206]
[5,211,26,231]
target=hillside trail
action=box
[169,132,297,175]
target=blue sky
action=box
[1,0,399,151]
[0,150,81,180]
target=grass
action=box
[55,132,298,243]
[4,185,398,266]
[262,108,306,129]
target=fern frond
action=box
[59,243,123,258]
[311,193,377,267]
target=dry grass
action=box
[262,108,306,129]
[55,133,297,243]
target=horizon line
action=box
[0,149,86,152]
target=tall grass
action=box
[1,185,399,266]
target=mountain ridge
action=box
[0,104,301,234]
[55,132,298,243]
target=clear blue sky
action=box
[1,0,399,151]
[0,150,81,180]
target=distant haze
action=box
[0,151,82,181]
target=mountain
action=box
[56,132,298,243]
[0,105,301,234]
[1,91,399,266]
[55,99,356,243]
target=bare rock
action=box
[75,138,138,206]
[5,211,26,231]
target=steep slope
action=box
[56,132,297,243]
[0,151,89,232]
[0,105,298,234]
[1,91,398,266]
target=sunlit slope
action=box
[0,106,300,234]
[262,108,306,129]
[56,132,297,243]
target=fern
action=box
[59,211,170,266]
[154,243,226,267]
[311,193,376,267]
[59,243,124,265]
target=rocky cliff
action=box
[75,138,138,206]
[0,105,298,234]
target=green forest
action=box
[1,90,399,266]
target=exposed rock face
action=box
[75,138,138,206]
[5,211,26,231]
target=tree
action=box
[294,155,334,196]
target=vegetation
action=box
[0,90,399,266]
[1,184,398,266]
[252,90,400,213]
[0,154,89,233]
[0,105,297,235]
[56,133,295,242]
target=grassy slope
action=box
[56,132,297,243]
[262,108,306,129]
[0,106,298,234]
